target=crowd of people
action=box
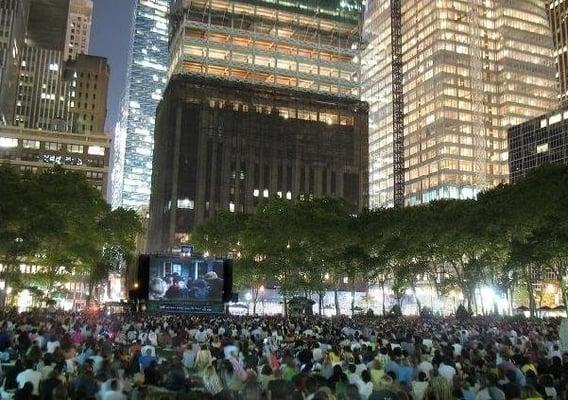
[0,309,565,400]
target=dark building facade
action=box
[26,0,70,50]
[65,54,110,134]
[508,106,568,183]
[148,75,368,252]
[549,0,568,103]
[0,0,29,125]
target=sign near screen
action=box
[148,255,224,303]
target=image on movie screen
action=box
[148,257,224,302]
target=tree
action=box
[80,207,144,301]
[233,257,266,314]
[188,164,568,318]
[0,166,44,288]
[0,166,143,303]
[192,210,247,257]
[33,167,109,295]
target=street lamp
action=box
[133,282,139,289]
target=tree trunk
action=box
[554,260,568,315]
[479,287,486,315]
[381,282,386,315]
[87,280,95,304]
[508,287,514,316]
[412,284,421,315]
[351,282,356,316]
[252,287,259,315]
[526,279,536,318]
[334,289,340,316]
[283,296,288,319]
[318,292,324,316]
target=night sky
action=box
[90,0,136,132]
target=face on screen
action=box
[148,256,224,302]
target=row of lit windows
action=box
[205,99,355,126]
[0,136,106,156]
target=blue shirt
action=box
[139,355,155,370]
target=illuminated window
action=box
[286,191,292,200]
[45,142,61,151]
[87,145,105,156]
[263,189,269,198]
[177,198,194,209]
[549,113,562,125]
[23,140,40,149]
[253,189,259,197]
[67,144,83,154]
[0,137,18,148]
[536,143,549,154]
[229,202,235,213]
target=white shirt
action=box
[412,381,429,400]
[16,369,42,396]
[418,360,434,376]
[224,344,239,359]
[46,340,60,354]
[313,348,323,362]
[183,349,197,369]
[438,363,456,383]
[89,354,104,373]
[452,343,463,357]
[102,390,127,400]
[357,381,374,400]
[348,373,363,386]
[40,364,54,380]
[195,330,208,343]
[150,331,159,346]
[141,345,156,357]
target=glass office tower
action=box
[362,0,558,208]
[112,0,169,209]
[168,0,361,97]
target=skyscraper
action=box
[362,0,558,208]
[148,76,368,252]
[65,54,110,134]
[0,0,110,196]
[111,0,169,209]
[508,106,568,184]
[64,0,93,60]
[0,0,30,125]
[146,1,366,251]
[168,0,361,97]
[13,0,105,132]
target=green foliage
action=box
[190,165,568,316]
[0,165,143,299]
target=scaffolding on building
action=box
[468,0,489,189]
[390,0,404,207]
[168,0,363,98]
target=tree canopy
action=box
[193,164,568,316]
[0,165,143,303]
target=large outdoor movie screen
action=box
[148,256,224,302]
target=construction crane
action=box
[390,0,405,207]
[468,0,489,190]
